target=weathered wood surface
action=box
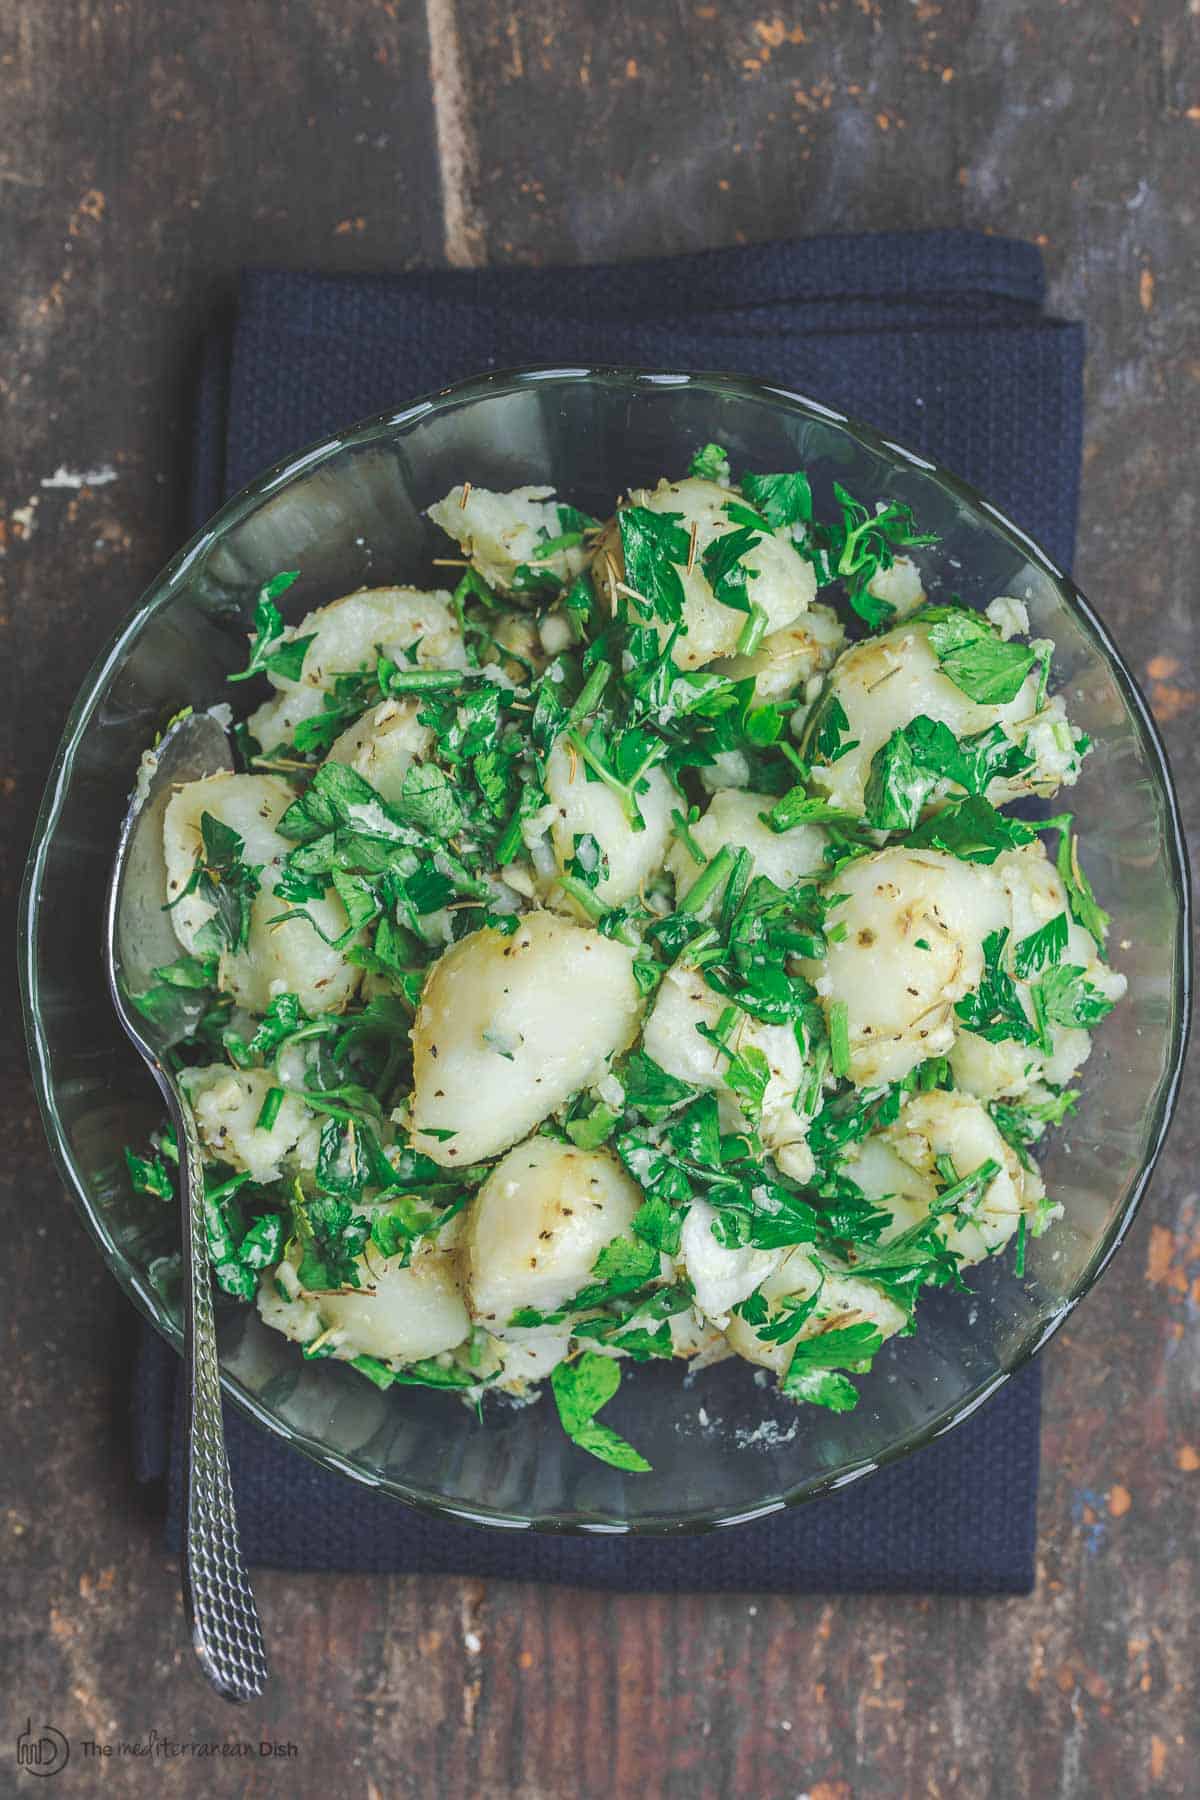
[2,2,1196,1794]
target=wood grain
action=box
[2,1,1196,1794]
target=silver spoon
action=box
[105,710,269,1702]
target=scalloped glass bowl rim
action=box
[19,364,1192,1534]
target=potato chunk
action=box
[163,771,362,1015]
[182,1065,320,1184]
[248,587,467,750]
[641,965,810,1169]
[808,617,1082,816]
[544,737,676,914]
[680,1199,783,1322]
[163,772,292,950]
[465,1136,641,1328]
[859,1089,1045,1264]
[428,484,589,594]
[666,788,826,912]
[408,912,642,1166]
[710,602,846,702]
[325,698,432,806]
[595,477,816,670]
[809,847,1006,1087]
[723,1246,907,1377]
[949,841,1125,1099]
[258,1242,470,1365]
[315,1245,470,1363]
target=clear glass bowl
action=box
[20,368,1191,1532]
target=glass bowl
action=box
[20,368,1191,1533]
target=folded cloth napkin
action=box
[136,228,1082,1592]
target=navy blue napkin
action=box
[135,229,1080,1591]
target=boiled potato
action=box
[870,1089,1043,1263]
[711,602,846,702]
[325,698,432,805]
[544,736,677,914]
[865,554,925,619]
[594,477,815,671]
[481,609,552,681]
[680,1198,783,1322]
[314,1242,470,1362]
[808,847,1006,1087]
[667,1308,732,1363]
[248,587,467,750]
[224,888,362,1016]
[491,1327,574,1392]
[163,772,362,1015]
[949,841,1126,1100]
[408,912,642,1166]
[427,484,589,594]
[163,772,292,950]
[808,617,1078,816]
[666,788,826,911]
[465,1135,642,1328]
[258,1240,470,1364]
[182,1065,320,1184]
[641,964,809,1162]
[723,1246,907,1377]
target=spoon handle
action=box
[176,1093,269,1701]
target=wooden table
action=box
[3,3,1196,1793]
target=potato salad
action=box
[126,444,1124,1472]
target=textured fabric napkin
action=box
[135,229,1082,1592]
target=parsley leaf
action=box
[812,694,859,766]
[571,1234,660,1308]
[618,507,690,624]
[781,1320,884,1406]
[228,571,308,683]
[1013,912,1069,978]
[741,470,813,530]
[700,524,761,616]
[125,1147,173,1202]
[694,1007,771,1126]
[755,1283,825,1346]
[292,1185,371,1292]
[631,1194,685,1255]
[1043,816,1111,948]
[905,795,1036,864]
[762,790,861,832]
[954,928,1037,1044]
[167,811,263,953]
[863,716,1032,831]
[926,609,1036,704]
[990,1087,1079,1157]
[688,443,731,483]
[784,1369,862,1411]
[620,1049,697,1121]
[551,1353,651,1472]
[564,1101,623,1151]
[805,486,936,629]
[1037,964,1119,1030]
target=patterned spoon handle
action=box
[176,1093,269,1701]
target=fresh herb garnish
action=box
[228,571,309,684]
[551,1353,652,1471]
[925,607,1037,704]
